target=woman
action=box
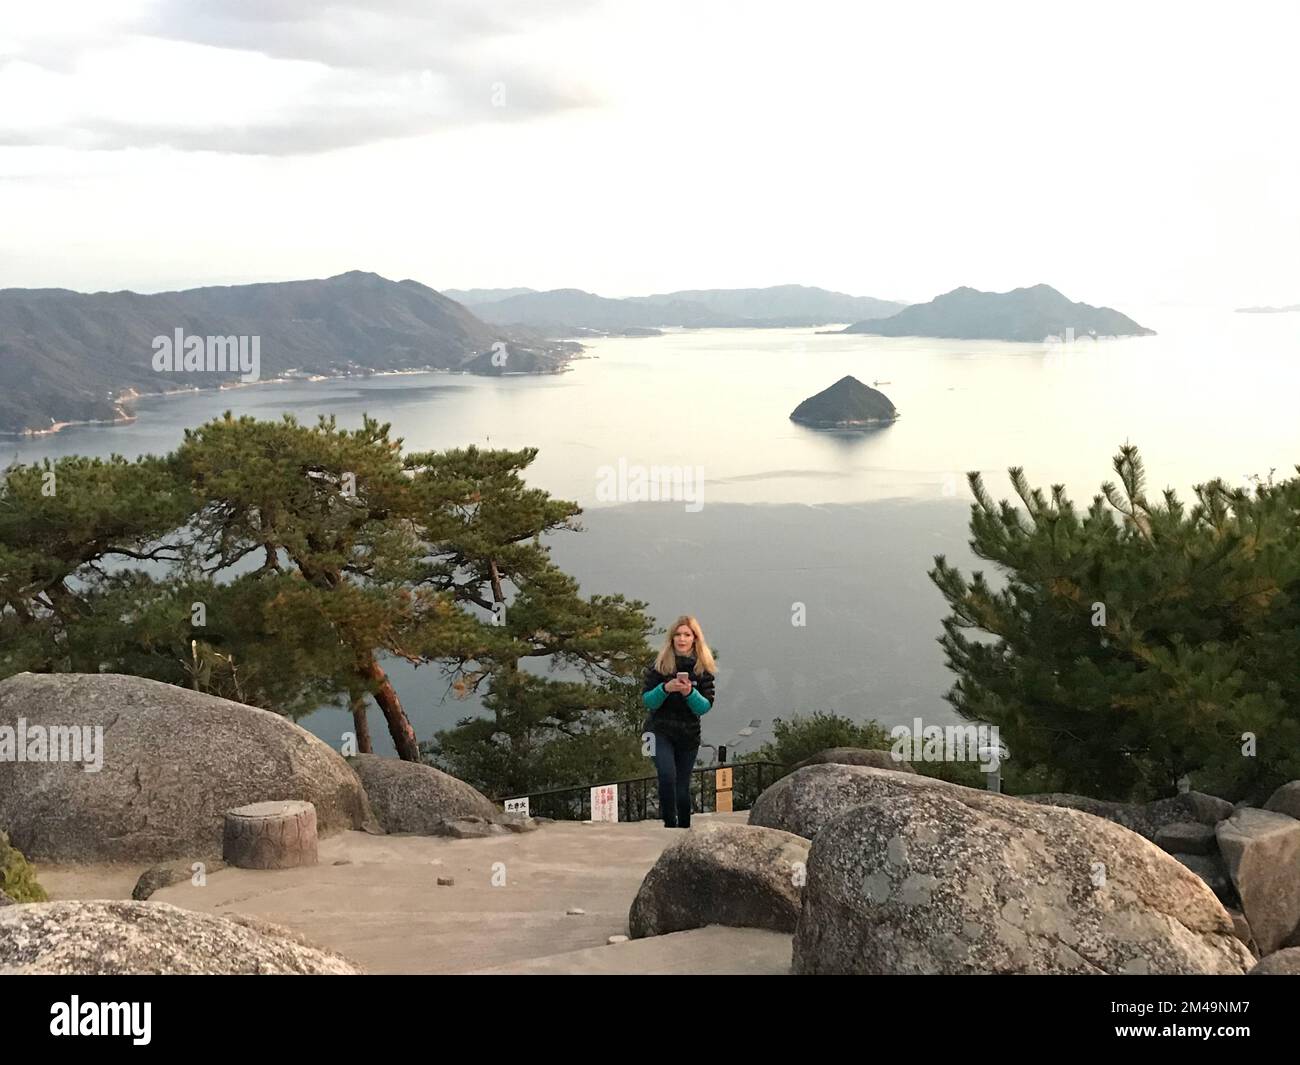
[641,615,716,828]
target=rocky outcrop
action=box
[1155,822,1218,856]
[630,822,809,938]
[132,859,225,902]
[0,901,362,974]
[790,747,915,773]
[1264,781,1300,821]
[1173,853,1234,906]
[1216,808,1300,955]
[1020,791,1233,843]
[349,754,497,833]
[0,673,372,862]
[427,814,540,838]
[750,763,953,839]
[793,784,1252,975]
[1248,947,1300,975]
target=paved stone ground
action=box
[35,810,794,974]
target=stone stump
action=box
[223,801,318,870]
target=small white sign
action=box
[590,784,618,822]
[504,797,529,817]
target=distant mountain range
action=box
[443,285,905,333]
[440,287,539,305]
[1237,304,1300,314]
[0,272,573,435]
[790,375,899,429]
[844,284,1154,341]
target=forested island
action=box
[844,284,1154,342]
[789,375,899,428]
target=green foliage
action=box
[423,673,648,798]
[742,709,990,788]
[1,414,657,780]
[0,830,47,903]
[746,710,893,767]
[931,445,1300,802]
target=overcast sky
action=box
[1,0,1297,307]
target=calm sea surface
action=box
[8,305,1300,757]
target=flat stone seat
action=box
[223,800,318,870]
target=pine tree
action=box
[930,445,1300,801]
[2,418,658,782]
[408,445,655,796]
[172,413,479,760]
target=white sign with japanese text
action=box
[590,784,618,822]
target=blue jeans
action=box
[653,731,698,827]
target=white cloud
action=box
[1,0,1297,306]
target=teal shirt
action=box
[685,687,711,715]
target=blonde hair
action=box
[654,615,716,675]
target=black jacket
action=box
[642,653,716,746]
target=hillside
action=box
[441,287,537,305]
[789,375,899,428]
[630,285,903,323]
[463,285,904,333]
[468,288,720,332]
[844,284,1154,341]
[0,272,569,435]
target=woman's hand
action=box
[664,677,688,694]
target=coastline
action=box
[1,361,574,440]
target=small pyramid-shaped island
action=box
[789,375,899,429]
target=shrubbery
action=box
[0,830,47,903]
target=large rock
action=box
[1173,853,1235,906]
[0,900,362,974]
[431,816,508,839]
[1155,821,1218,856]
[349,753,497,833]
[1263,781,1300,822]
[790,747,916,774]
[0,891,14,907]
[1249,947,1300,974]
[132,859,226,902]
[0,673,372,862]
[1216,808,1300,955]
[1020,791,1233,842]
[793,781,1252,975]
[750,763,952,839]
[1225,908,1257,954]
[630,822,809,938]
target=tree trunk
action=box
[350,692,373,754]
[361,656,421,761]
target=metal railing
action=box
[496,760,786,822]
